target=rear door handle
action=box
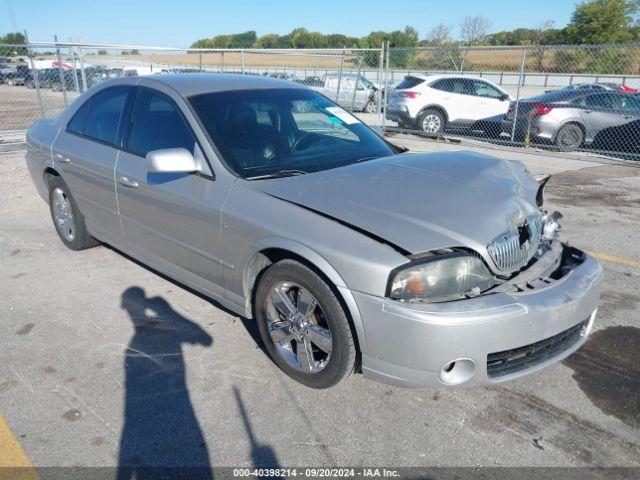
[622,114,632,119]
[54,153,71,163]
[119,176,139,188]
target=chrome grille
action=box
[488,214,543,273]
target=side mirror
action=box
[147,148,198,174]
[501,93,510,101]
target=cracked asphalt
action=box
[0,141,639,472]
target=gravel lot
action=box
[0,141,639,474]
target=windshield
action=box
[359,77,373,89]
[189,88,393,179]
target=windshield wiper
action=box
[247,169,308,180]
[353,155,381,164]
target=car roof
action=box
[525,90,592,102]
[142,73,305,97]
[404,73,495,83]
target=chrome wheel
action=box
[265,281,333,373]
[421,114,442,134]
[52,187,75,241]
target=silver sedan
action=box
[26,74,602,388]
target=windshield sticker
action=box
[325,106,359,125]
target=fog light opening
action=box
[439,358,476,385]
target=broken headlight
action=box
[387,253,495,302]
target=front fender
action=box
[242,237,368,351]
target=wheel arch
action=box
[242,239,367,355]
[417,104,449,123]
[43,167,61,190]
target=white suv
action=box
[386,74,512,134]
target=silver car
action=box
[502,90,640,151]
[26,74,602,389]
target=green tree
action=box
[564,0,639,44]
[253,33,280,48]
[0,32,26,44]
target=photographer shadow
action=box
[117,286,213,480]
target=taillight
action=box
[398,91,421,99]
[619,84,638,93]
[532,102,552,115]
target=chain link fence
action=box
[383,44,640,158]
[1,41,639,158]
[0,42,383,143]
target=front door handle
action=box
[119,176,139,188]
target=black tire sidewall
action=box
[255,260,355,389]
[556,124,583,151]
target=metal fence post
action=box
[241,49,245,74]
[54,35,68,105]
[377,42,384,125]
[198,51,203,70]
[78,46,88,93]
[335,48,345,105]
[24,30,45,118]
[382,42,390,130]
[510,48,527,142]
[350,54,363,111]
[220,51,224,72]
[69,47,81,93]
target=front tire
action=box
[48,177,99,251]
[555,123,584,152]
[364,100,378,113]
[255,260,356,388]
[418,109,445,135]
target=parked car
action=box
[25,68,62,89]
[25,74,602,389]
[297,75,324,87]
[548,82,638,94]
[49,69,80,91]
[592,119,640,154]
[502,90,640,151]
[0,63,29,85]
[308,72,381,113]
[386,74,512,134]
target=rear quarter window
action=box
[395,76,425,90]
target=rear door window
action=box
[431,78,473,95]
[67,101,90,135]
[67,86,129,145]
[584,93,617,111]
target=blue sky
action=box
[3,0,576,46]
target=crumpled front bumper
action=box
[354,247,603,388]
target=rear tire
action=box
[555,123,584,152]
[418,109,445,135]
[48,176,99,251]
[255,259,356,388]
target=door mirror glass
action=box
[147,148,198,173]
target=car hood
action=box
[256,151,540,256]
